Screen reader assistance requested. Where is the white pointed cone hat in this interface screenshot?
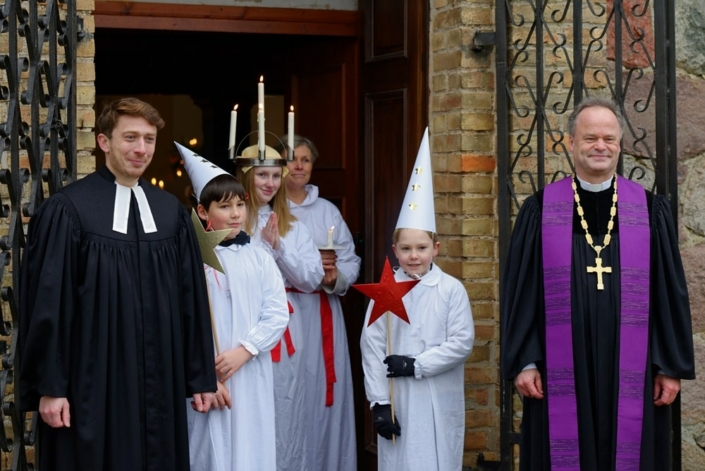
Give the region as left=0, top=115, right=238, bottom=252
left=395, top=127, right=436, bottom=233
left=174, top=142, right=230, bottom=201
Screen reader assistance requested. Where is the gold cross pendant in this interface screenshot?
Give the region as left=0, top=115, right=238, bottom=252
left=587, top=257, right=612, bottom=290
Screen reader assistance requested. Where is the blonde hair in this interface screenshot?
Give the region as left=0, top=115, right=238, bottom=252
left=236, top=165, right=296, bottom=237
left=392, top=228, right=438, bottom=244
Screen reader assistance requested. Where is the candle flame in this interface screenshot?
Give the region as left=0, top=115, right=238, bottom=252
left=290, top=105, right=294, bottom=112
left=259, top=104, right=263, bottom=111
left=329, top=226, right=335, bottom=231
left=260, top=75, right=263, bottom=82
left=233, top=104, right=238, bottom=111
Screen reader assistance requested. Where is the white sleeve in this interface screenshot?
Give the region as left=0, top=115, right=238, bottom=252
left=328, top=211, right=361, bottom=296
left=242, top=252, right=289, bottom=353
left=360, top=301, right=391, bottom=404
left=275, top=222, right=324, bottom=292
left=414, top=281, right=475, bottom=378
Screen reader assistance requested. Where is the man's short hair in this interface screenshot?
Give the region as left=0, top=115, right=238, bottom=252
left=96, top=97, right=165, bottom=138
left=567, top=97, right=626, bottom=138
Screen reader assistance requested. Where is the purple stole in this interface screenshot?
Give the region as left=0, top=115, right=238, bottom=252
left=541, top=175, right=650, bottom=470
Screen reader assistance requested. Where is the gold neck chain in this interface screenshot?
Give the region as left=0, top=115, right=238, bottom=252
left=572, top=176, right=618, bottom=290
left=571, top=176, right=618, bottom=257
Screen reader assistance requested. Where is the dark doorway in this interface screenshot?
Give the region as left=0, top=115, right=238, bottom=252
left=94, top=24, right=373, bottom=468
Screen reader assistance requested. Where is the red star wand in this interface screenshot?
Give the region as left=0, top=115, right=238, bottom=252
left=353, top=257, right=419, bottom=443
left=353, top=257, right=419, bottom=326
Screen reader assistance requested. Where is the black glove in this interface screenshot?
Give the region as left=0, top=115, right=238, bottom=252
left=384, top=355, right=415, bottom=377
left=372, top=403, right=401, bottom=440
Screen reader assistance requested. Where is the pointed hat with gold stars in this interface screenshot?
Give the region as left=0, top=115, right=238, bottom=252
left=174, top=141, right=230, bottom=201
left=395, top=127, right=436, bottom=233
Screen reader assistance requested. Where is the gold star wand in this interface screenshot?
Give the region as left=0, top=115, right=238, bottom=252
left=191, top=209, right=231, bottom=355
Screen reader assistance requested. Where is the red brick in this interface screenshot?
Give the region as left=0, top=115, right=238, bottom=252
left=461, top=154, right=496, bottom=172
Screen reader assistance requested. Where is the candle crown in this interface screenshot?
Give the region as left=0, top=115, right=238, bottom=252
left=235, top=143, right=290, bottom=176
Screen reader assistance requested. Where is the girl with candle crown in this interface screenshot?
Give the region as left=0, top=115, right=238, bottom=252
left=234, top=143, right=324, bottom=471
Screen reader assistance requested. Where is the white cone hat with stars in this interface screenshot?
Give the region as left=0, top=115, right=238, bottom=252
left=174, top=142, right=230, bottom=201
left=395, top=127, right=436, bottom=233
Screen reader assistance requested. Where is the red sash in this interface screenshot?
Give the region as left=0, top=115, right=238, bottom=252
left=288, top=288, right=337, bottom=407
left=271, top=295, right=295, bottom=362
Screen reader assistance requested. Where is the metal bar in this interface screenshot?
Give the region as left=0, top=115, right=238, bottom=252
left=574, top=0, right=584, bottom=104
left=496, top=0, right=513, bottom=468
left=615, top=0, right=624, bottom=176
left=536, top=0, right=545, bottom=188
left=664, top=0, right=681, bottom=466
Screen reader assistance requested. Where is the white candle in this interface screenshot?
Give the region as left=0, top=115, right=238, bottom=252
left=228, top=104, right=238, bottom=160
left=258, top=104, right=265, bottom=154
left=327, top=226, right=335, bottom=247
left=288, top=106, right=295, bottom=154
left=258, top=76, right=265, bottom=111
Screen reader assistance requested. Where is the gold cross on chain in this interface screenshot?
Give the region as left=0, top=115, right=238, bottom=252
left=587, top=256, right=612, bottom=290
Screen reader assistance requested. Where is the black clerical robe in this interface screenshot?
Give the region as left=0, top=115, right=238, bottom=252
left=19, top=166, right=218, bottom=471
left=501, top=180, right=695, bottom=470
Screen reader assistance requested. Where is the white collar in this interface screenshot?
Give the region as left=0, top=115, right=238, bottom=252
left=112, top=182, right=157, bottom=234
left=576, top=175, right=614, bottom=192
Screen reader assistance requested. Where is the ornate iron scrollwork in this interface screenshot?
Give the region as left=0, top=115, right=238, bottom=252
left=0, top=0, right=82, bottom=468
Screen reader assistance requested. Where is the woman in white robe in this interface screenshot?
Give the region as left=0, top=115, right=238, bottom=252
left=283, top=137, right=360, bottom=471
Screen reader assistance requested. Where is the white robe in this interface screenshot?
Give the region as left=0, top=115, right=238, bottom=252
left=288, top=185, right=360, bottom=471
left=251, top=205, right=325, bottom=471
left=187, top=242, right=289, bottom=471
left=360, top=265, right=475, bottom=471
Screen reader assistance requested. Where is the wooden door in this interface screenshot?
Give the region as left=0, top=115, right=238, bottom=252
left=284, top=36, right=371, bottom=469
left=358, top=1, right=429, bottom=468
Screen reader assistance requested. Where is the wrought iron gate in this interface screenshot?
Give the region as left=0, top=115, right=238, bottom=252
left=496, top=0, right=679, bottom=469
left=0, top=0, right=82, bottom=468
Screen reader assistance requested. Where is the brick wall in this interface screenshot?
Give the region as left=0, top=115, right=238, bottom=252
left=0, top=0, right=96, bottom=466
left=430, top=1, right=500, bottom=467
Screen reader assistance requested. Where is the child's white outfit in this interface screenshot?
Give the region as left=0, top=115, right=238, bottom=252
left=360, top=264, right=475, bottom=471
left=288, top=184, right=360, bottom=471
left=252, top=204, right=324, bottom=471
left=187, top=241, right=289, bottom=471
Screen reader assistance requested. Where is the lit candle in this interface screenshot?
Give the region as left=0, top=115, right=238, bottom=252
left=327, top=226, right=335, bottom=247
left=228, top=104, right=238, bottom=160
left=258, top=76, right=265, bottom=111
left=258, top=104, right=265, bottom=154
left=288, top=106, right=295, bottom=154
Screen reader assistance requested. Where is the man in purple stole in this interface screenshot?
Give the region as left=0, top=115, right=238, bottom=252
left=501, top=97, right=694, bottom=470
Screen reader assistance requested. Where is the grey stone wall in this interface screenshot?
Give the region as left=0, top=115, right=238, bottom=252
left=675, top=1, right=705, bottom=468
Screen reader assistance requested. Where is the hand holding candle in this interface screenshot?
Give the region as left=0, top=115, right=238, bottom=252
left=228, top=105, right=238, bottom=160
left=318, top=225, right=343, bottom=250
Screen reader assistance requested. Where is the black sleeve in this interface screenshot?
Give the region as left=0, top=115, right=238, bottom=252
left=649, top=195, right=695, bottom=379
left=19, top=195, right=80, bottom=411
left=177, top=206, right=218, bottom=396
left=500, top=196, right=546, bottom=380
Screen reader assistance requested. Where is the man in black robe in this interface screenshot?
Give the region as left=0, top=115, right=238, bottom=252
left=19, top=97, right=217, bottom=470
left=501, top=97, right=695, bottom=470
